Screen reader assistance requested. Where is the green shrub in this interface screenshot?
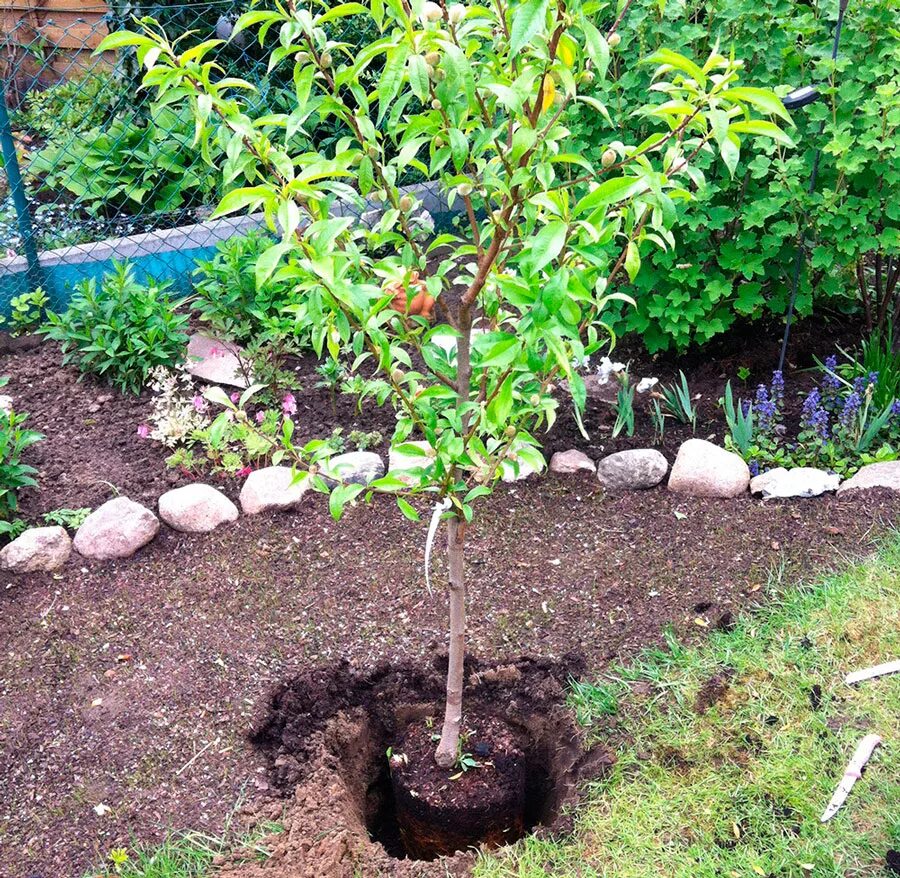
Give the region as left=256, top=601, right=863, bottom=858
left=568, top=0, right=900, bottom=352
left=30, top=107, right=221, bottom=216
left=192, top=231, right=300, bottom=343
left=42, top=262, right=189, bottom=393
left=0, top=378, right=43, bottom=522
left=0, top=287, right=49, bottom=336
left=12, top=71, right=124, bottom=139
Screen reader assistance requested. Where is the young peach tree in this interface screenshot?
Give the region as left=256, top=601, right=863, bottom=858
left=102, top=0, right=790, bottom=767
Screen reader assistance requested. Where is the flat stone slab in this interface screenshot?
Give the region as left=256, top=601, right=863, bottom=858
left=0, top=525, right=71, bottom=572
left=837, top=461, right=900, bottom=495
left=750, top=466, right=840, bottom=500
left=158, top=483, right=239, bottom=533
left=185, top=333, right=250, bottom=388
left=597, top=449, right=668, bottom=490
left=240, top=466, right=309, bottom=515
left=74, top=497, right=160, bottom=560
left=321, top=451, right=385, bottom=487
left=668, top=438, right=750, bottom=498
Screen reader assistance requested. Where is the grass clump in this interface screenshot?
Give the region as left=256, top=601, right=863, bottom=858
left=84, top=820, right=281, bottom=878
left=478, top=538, right=900, bottom=878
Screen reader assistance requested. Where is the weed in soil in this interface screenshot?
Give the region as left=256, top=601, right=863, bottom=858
left=233, top=656, right=615, bottom=877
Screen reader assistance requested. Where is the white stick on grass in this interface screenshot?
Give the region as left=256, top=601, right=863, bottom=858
left=820, top=734, right=882, bottom=822
left=844, top=659, right=900, bottom=686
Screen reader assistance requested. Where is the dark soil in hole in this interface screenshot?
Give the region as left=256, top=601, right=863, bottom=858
left=390, top=713, right=530, bottom=860
left=226, top=656, right=615, bottom=877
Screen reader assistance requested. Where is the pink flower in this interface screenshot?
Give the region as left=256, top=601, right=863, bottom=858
left=255, top=411, right=265, bottom=424
left=230, top=392, right=240, bottom=404
left=236, top=466, right=252, bottom=478
left=282, top=393, right=297, bottom=416
left=192, top=395, right=208, bottom=413
left=136, top=424, right=151, bottom=438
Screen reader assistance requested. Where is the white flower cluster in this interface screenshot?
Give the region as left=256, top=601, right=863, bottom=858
left=147, top=366, right=210, bottom=448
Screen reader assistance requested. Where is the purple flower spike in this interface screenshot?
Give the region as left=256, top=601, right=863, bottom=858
left=840, top=391, right=861, bottom=427
left=755, top=384, right=777, bottom=433
left=801, top=388, right=830, bottom=441
left=282, top=393, right=297, bottom=416
left=770, top=370, right=785, bottom=406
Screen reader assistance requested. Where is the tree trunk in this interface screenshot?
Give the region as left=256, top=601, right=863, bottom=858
left=434, top=514, right=466, bottom=768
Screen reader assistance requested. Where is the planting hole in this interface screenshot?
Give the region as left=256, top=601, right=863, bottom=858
left=250, top=656, right=614, bottom=873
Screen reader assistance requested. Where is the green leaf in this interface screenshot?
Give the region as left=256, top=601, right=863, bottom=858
left=397, top=497, right=420, bottom=521
left=728, top=119, right=795, bottom=148
left=645, top=48, right=706, bottom=85
left=724, top=87, right=792, bottom=124
left=580, top=20, right=610, bottom=80
left=211, top=186, right=271, bottom=218
left=529, top=220, right=568, bottom=273
left=329, top=483, right=364, bottom=520
left=407, top=54, right=430, bottom=102
left=624, top=242, right=641, bottom=282
left=509, top=0, right=549, bottom=54
left=95, top=31, right=156, bottom=53
left=256, top=240, right=291, bottom=289
left=487, top=373, right=515, bottom=427
left=478, top=336, right=520, bottom=368
left=719, top=133, right=740, bottom=177
left=574, top=176, right=643, bottom=216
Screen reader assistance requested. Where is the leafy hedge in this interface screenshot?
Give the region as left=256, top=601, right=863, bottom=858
left=569, top=0, right=900, bottom=352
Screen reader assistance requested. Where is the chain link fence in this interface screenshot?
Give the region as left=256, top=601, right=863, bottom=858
left=0, top=1, right=444, bottom=311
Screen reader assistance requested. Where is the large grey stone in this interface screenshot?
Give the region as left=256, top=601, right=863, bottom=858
left=185, top=333, right=249, bottom=387
left=750, top=467, right=840, bottom=500
left=0, top=526, right=71, bottom=572
left=837, top=461, right=900, bottom=495
left=667, top=439, right=750, bottom=498
left=596, top=449, right=668, bottom=490
left=74, top=498, right=160, bottom=560
left=550, top=449, right=596, bottom=474
left=158, top=483, right=239, bottom=533
left=239, top=466, right=309, bottom=515
left=321, top=451, right=385, bottom=487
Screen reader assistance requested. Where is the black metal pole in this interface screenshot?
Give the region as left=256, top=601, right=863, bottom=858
left=0, top=78, right=42, bottom=290
left=777, top=0, right=850, bottom=373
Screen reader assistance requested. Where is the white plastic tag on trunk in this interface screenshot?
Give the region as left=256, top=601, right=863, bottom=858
left=424, top=498, right=452, bottom=596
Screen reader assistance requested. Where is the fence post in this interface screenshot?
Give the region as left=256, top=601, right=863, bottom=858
left=0, top=79, right=43, bottom=290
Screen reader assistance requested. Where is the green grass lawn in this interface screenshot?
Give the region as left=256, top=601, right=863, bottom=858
left=477, top=540, right=900, bottom=878
left=89, top=537, right=899, bottom=878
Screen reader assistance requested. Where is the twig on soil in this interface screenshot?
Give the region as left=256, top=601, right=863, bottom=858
left=176, top=737, right=221, bottom=776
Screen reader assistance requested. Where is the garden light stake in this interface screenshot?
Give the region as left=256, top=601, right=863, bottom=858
left=777, top=0, right=851, bottom=374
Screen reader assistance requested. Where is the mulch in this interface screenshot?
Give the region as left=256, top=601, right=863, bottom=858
left=1, top=315, right=898, bottom=877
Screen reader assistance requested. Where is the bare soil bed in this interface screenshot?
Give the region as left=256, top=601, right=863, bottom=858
left=1, top=316, right=898, bottom=877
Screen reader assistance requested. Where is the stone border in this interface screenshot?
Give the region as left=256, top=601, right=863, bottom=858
left=7, top=437, right=885, bottom=574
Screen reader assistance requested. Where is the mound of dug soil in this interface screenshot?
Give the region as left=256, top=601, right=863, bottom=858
left=225, top=655, right=614, bottom=878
